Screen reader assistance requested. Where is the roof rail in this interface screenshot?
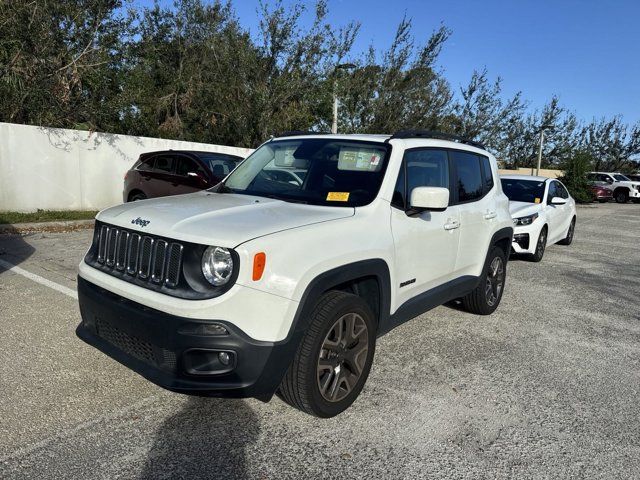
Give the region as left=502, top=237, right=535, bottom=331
left=272, top=130, right=329, bottom=138
left=388, top=129, right=485, bottom=149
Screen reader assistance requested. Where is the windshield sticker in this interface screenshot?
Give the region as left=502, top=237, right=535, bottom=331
left=338, top=148, right=384, bottom=172
left=534, top=197, right=541, bottom=204
left=326, top=192, right=350, bottom=202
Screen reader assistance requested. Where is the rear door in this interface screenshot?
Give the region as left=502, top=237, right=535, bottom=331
left=138, top=154, right=176, bottom=198
left=390, top=148, right=460, bottom=308
left=451, top=150, right=496, bottom=277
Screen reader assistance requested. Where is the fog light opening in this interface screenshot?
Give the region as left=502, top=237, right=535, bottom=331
left=218, top=351, right=231, bottom=366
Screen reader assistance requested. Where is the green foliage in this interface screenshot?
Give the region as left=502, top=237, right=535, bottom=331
left=0, top=210, right=98, bottom=224
left=558, top=150, right=595, bottom=203
left=1, top=0, right=639, bottom=164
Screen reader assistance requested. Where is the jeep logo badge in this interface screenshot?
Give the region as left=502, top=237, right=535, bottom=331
left=131, top=217, right=151, bottom=228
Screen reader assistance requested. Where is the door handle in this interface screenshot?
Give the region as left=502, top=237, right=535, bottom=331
left=444, top=219, right=460, bottom=230
left=484, top=211, right=497, bottom=220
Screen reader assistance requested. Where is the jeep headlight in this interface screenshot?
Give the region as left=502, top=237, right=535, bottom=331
left=514, top=213, right=539, bottom=226
left=201, top=246, right=234, bottom=286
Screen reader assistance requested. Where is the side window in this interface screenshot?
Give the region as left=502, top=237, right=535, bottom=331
left=175, top=156, right=204, bottom=177
left=451, top=150, right=483, bottom=203
left=547, top=181, right=558, bottom=202
left=556, top=182, right=569, bottom=199
left=154, top=155, right=175, bottom=174
left=137, top=158, right=154, bottom=172
left=391, top=162, right=406, bottom=209
left=480, top=155, right=494, bottom=192
left=392, top=149, right=448, bottom=209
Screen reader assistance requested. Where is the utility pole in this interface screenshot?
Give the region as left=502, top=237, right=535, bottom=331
left=534, top=124, right=554, bottom=176
left=331, top=63, right=356, bottom=134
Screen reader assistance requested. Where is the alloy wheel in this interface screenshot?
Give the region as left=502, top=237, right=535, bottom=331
left=484, top=256, right=505, bottom=307
left=317, top=312, right=369, bottom=402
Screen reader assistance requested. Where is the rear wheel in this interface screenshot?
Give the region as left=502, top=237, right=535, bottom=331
left=277, top=291, right=376, bottom=417
left=558, top=218, right=576, bottom=245
left=528, top=226, right=547, bottom=262
left=615, top=189, right=628, bottom=203
left=462, top=246, right=507, bottom=315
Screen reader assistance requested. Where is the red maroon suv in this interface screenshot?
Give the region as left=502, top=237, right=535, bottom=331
left=124, top=150, right=244, bottom=202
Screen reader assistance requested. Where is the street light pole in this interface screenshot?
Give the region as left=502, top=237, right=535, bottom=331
left=534, top=124, right=554, bottom=176
left=332, top=76, right=339, bottom=134
left=535, top=129, right=545, bottom=176
left=331, top=63, right=356, bottom=134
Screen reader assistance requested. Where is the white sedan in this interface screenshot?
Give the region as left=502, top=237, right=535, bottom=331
left=500, top=175, right=577, bottom=262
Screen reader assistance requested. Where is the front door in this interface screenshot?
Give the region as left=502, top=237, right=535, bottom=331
left=390, top=148, right=460, bottom=310
left=450, top=150, right=497, bottom=277
left=173, top=155, right=210, bottom=195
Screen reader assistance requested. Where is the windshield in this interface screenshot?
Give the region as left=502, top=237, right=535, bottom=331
left=500, top=178, right=546, bottom=203
left=222, top=139, right=391, bottom=207
left=614, top=174, right=630, bottom=181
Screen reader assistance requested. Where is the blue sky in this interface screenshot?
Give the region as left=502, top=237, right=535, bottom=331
left=138, top=0, right=640, bottom=125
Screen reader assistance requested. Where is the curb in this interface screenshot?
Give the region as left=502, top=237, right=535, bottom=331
left=0, top=219, right=95, bottom=235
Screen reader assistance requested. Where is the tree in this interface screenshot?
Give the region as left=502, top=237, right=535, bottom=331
left=558, top=150, right=594, bottom=203
left=579, top=117, right=640, bottom=172
left=0, top=0, right=130, bottom=132
left=337, top=19, right=453, bottom=134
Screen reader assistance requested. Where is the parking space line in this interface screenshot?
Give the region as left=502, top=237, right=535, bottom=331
left=0, top=258, right=78, bottom=300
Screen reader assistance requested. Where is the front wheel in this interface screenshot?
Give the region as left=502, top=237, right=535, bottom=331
left=277, top=291, right=376, bottom=417
left=462, top=246, right=507, bottom=315
left=528, top=226, right=547, bottom=262
left=615, top=190, right=628, bottom=203
left=558, top=218, right=576, bottom=245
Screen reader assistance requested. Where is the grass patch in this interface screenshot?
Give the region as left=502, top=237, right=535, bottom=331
left=0, top=209, right=98, bottom=224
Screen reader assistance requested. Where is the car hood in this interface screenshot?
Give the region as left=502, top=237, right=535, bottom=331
left=619, top=180, right=640, bottom=188
left=96, top=191, right=354, bottom=247
left=508, top=201, right=541, bottom=218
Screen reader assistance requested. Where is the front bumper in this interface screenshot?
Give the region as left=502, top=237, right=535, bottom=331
left=510, top=222, right=541, bottom=255
left=76, top=277, right=297, bottom=399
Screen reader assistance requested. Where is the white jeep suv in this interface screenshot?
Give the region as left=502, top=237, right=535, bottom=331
left=587, top=172, right=640, bottom=203
left=76, top=131, right=513, bottom=417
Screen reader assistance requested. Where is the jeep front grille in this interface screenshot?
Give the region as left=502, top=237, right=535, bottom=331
left=96, top=224, right=183, bottom=287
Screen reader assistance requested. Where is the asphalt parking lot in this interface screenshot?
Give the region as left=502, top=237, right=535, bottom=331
left=1, top=202, right=639, bottom=479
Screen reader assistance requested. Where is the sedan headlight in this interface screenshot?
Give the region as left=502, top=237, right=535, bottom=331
left=514, top=213, right=539, bottom=226
left=201, top=246, right=234, bottom=286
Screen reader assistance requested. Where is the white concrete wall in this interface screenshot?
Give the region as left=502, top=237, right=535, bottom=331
left=0, top=122, right=253, bottom=212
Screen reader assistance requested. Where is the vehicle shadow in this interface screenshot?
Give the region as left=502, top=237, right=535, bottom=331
left=138, top=397, right=260, bottom=480
left=0, top=231, right=35, bottom=273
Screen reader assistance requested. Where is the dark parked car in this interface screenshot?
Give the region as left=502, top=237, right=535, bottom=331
left=124, top=150, right=244, bottom=202
left=626, top=174, right=640, bottom=182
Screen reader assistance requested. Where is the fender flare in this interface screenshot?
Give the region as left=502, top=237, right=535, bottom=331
left=254, top=259, right=391, bottom=399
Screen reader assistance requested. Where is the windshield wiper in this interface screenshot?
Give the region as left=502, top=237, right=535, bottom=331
left=262, top=194, right=308, bottom=204
left=215, top=183, right=235, bottom=193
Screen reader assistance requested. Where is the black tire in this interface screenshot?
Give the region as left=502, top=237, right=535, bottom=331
left=129, top=191, right=147, bottom=202
left=528, top=226, right=547, bottom=263
left=615, top=189, right=628, bottom=203
left=461, top=246, right=507, bottom=315
left=558, top=217, right=576, bottom=245
left=277, top=291, right=376, bottom=418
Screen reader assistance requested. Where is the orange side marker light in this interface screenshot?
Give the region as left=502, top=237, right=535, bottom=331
left=253, top=252, right=266, bottom=281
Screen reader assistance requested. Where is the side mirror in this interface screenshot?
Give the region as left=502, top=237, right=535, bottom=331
left=551, top=196, right=567, bottom=205
left=408, top=187, right=449, bottom=215
left=188, top=171, right=208, bottom=184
